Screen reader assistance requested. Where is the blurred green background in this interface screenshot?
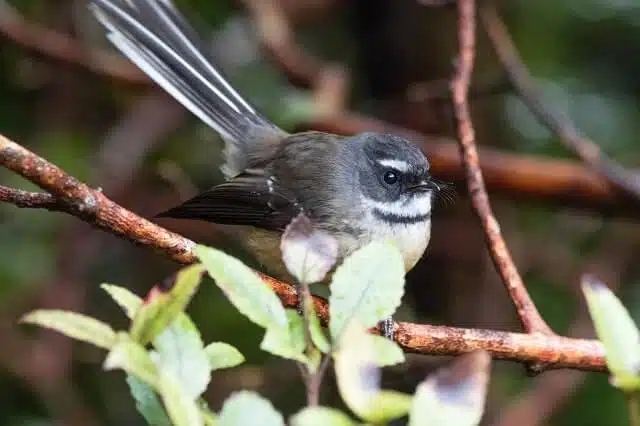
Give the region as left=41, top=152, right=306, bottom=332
left=1, top=0, right=639, bottom=425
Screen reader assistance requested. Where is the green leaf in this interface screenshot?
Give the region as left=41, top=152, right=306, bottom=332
left=104, top=335, right=160, bottom=389
left=334, top=321, right=410, bottom=423
left=218, top=391, right=285, bottom=426
left=280, top=213, right=338, bottom=284
left=195, top=245, right=287, bottom=330
left=291, top=407, right=356, bottom=426
left=370, top=335, right=405, bottom=366
left=260, top=309, right=307, bottom=362
left=200, top=405, right=218, bottom=426
left=582, top=275, right=640, bottom=389
left=158, top=370, right=203, bottom=426
left=365, top=391, right=412, bottom=423
left=126, top=375, right=172, bottom=426
left=409, top=351, right=491, bottom=426
left=306, top=298, right=330, bottom=354
left=153, top=315, right=211, bottom=398
left=329, top=241, right=405, bottom=340
left=21, top=309, right=117, bottom=350
left=101, top=283, right=142, bottom=319
left=205, top=342, right=245, bottom=371
left=130, top=264, right=205, bottom=345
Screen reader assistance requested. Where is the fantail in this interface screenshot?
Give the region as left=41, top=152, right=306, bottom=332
left=89, top=0, right=446, bottom=289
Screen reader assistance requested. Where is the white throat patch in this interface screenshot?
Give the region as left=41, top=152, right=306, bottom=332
left=359, top=193, right=432, bottom=271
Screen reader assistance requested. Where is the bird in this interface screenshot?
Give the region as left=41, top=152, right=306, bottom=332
left=89, top=0, right=447, bottom=337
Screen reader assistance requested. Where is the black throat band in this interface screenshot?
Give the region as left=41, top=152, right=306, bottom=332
left=372, top=209, right=431, bottom=225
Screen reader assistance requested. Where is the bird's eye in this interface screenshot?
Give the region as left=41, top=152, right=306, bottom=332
left=383, top=170, right=399, bottom=185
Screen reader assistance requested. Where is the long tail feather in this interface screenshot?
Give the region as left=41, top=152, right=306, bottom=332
left=89, top=0, right=284, bottom=176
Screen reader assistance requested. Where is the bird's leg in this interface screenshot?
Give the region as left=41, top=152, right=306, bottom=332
left=378, top=317, right=395, bottom=340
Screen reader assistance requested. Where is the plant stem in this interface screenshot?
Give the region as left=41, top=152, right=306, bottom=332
left=299, top=282, right=314, bottom=354
left=298, top=280, right=321, bottom=406
left=628, top=392, right=640, bottom=426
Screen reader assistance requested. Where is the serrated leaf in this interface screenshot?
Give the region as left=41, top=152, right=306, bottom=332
left=126, top=375, right=172, bottom=426
left=260, top=309, right=307, bottom=362
left=158, top=371, right=203, bottom=426
left=334, top=321, right=410, bottom=423
left=195, top=245, right=287, bottom=330
left=409, top=351, right=491, bottom=426
left=306, top=298, right=330, bottom=354
left=582, top=275, right=640, bottom=389
left=101, top=283, right=142, bottom=319
left=281, top=214, right=339, bottom=284
left=218, top=391, right=285, bottom=426
left=153, top=315, right=211, bottom=398
left=370, top=335, right=405, bottom=366
left=291, top=406, right=355, bottom=426
left=21, top=310, right=117, bottom=350
left=104, top=335, right=160, bottom=388
left=205, top=342, right=245, bottom=371
left=130, top=264, right=205, bottom=345
left=329, top=241, right=405, bottom=340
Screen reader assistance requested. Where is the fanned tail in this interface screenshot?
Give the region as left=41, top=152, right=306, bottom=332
left=89, top=0, right=284, bottom=176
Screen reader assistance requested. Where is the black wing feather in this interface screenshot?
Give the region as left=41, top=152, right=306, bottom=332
left=156, top=172, right=302, bottom=231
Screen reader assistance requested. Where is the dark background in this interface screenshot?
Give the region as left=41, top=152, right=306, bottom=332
left=1, top=1, right=639, bottom=425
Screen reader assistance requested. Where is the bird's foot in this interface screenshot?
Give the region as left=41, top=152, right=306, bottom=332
left=378, top=317, right=395, bottom=340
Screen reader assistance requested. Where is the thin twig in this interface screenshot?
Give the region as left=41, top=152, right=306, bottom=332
left=0, top=185, right=61, bottom=211
left=480, top=3, right=640, bottom=200
left=0, top=132, right=607, bottom=372
left=450, top=0, right=552, bottom=335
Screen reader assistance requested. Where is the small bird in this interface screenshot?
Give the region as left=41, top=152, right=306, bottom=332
left=90, top=0, right=446, bottom=335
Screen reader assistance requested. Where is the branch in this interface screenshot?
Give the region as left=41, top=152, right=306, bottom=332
left=480, top=3, right=640, bottom=201
left=0, top=132, right=606, bottom=372
left=451, top=0, right=552, bottom=335
left=0, top=0, right=149, bottom=85
left=0, top=185, right=61, bottom=211
left=0, top=134, right=195, bottom=264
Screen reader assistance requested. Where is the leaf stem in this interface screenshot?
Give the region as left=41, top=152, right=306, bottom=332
left=628, top=392, right=640, bottom=426
left=297, top=280, right=333, bottom=407
left=299, top=282, right=314, bottom=354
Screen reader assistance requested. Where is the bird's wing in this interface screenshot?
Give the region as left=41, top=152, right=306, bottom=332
left=156, top=170, right=302, bottom=231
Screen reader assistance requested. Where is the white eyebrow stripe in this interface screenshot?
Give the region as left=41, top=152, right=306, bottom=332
left=377, top=159, right=411, bottom=172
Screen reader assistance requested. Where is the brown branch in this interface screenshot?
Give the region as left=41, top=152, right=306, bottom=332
left=0, top=134, right=195, bottom=264
left=451, top=0, right=552, bottom=335
left=0, top=185, right=61, bottom=210
left=0, top=132, right=606, bottom=372
left=0, top=0, right=149, bottom=85
left=480, top=3, right=640, bottom=200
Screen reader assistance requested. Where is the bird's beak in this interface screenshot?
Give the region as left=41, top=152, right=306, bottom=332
left=408, top=179, right=441, bottom=192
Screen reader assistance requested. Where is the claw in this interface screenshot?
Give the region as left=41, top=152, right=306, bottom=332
left=378, top=317, right=395, bottom=340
